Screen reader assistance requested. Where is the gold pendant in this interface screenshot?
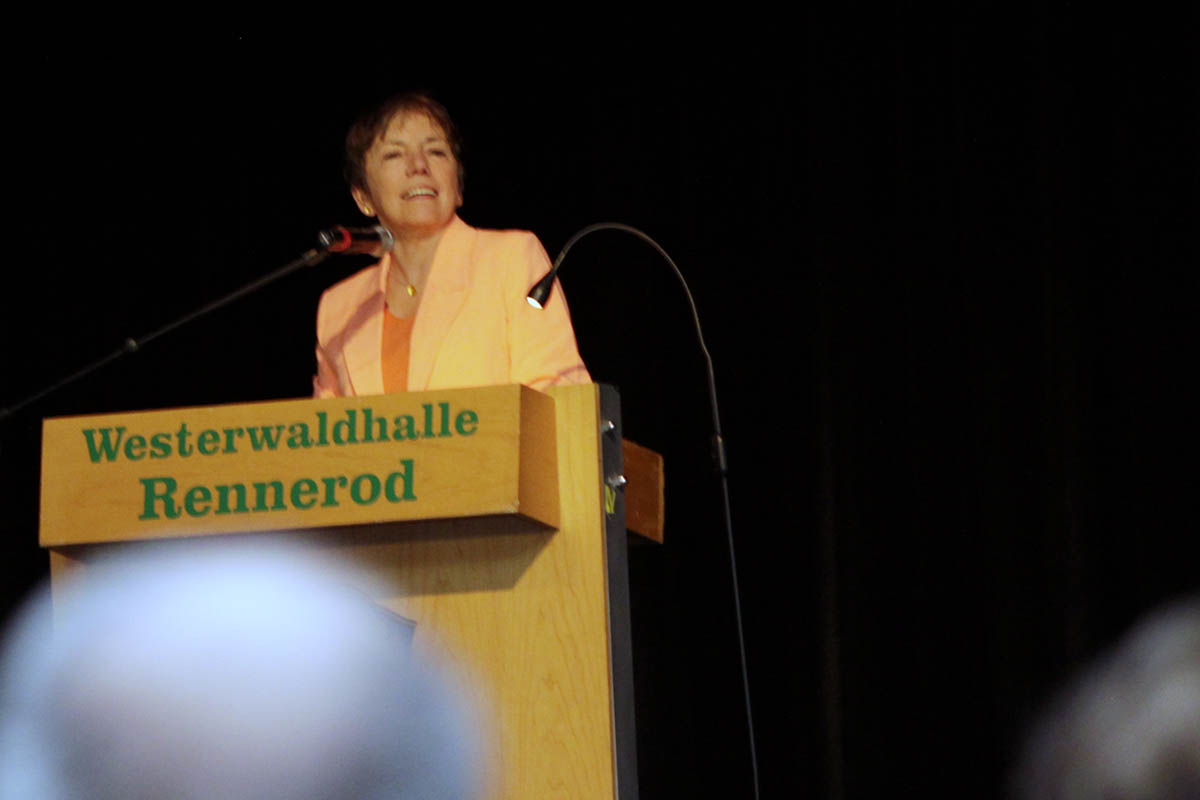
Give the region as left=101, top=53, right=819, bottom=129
left=406, top=284, right=416, bottom=296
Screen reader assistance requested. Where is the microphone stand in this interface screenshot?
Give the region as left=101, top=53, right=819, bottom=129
left=531, top=223, right=760, bottom=800
left=0, top=246, right=330, bottom=423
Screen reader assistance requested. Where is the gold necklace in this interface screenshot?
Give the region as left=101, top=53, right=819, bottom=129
left=392, top=261, right=417, bottom=296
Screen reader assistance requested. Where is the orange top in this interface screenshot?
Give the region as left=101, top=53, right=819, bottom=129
left=381, top=309, right=415, bottom=393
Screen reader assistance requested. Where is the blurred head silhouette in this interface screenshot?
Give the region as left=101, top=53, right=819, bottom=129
left=1015, top=596, right=1200, bottom=800
left=1, top=542, right=477, bottom=800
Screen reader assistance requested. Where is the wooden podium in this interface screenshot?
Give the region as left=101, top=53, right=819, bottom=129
left=40, top=383, right=659, bottom=800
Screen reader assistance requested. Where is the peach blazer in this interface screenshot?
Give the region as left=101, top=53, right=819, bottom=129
left=314, top=215, right=590, bottom=396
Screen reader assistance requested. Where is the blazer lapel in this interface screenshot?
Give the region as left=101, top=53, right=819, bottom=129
left=342, top=263, right=388, bottom=396
left=409, top=216, right=474, bottom=391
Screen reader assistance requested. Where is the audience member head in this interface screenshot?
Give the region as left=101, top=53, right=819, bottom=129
left=1, top=542, right=478, bottom=800
left=1015, top=596, right=1200, bottom=800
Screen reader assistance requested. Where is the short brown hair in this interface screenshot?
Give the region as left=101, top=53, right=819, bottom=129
left=344, top=92, right=465, bottom=196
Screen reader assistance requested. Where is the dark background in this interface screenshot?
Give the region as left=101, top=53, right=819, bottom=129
left=2, top=17, right=1195, bottom=799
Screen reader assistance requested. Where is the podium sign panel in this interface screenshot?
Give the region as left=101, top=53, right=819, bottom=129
left=40, top=384, right=558, bottom=547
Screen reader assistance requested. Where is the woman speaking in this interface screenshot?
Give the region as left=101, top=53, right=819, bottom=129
left=313, top=93, right=590, bottom=397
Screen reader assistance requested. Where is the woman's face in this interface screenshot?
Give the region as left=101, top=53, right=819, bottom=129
left=352, top=112, right=462, bottom=238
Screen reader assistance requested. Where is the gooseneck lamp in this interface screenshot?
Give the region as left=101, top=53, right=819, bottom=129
left=528, top=222, right=760, bottom=800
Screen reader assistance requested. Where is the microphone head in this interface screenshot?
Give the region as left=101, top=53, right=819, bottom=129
left=526, top=271, right=555, bottom=310
left=317, top=225, right=394, bottom=257
left=371, top=225, right=395, bottom=255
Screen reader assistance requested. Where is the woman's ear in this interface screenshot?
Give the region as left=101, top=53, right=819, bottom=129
left=351, top=186, right=376, bottom=217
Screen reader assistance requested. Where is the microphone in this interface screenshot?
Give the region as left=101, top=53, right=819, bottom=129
left=317, top=225, right=394, bottom=257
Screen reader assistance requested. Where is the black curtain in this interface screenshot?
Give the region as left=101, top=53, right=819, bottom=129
left=1, top=16, right=1195, bottom=799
